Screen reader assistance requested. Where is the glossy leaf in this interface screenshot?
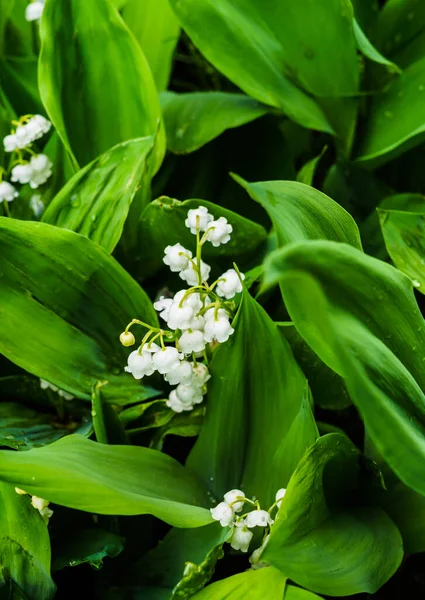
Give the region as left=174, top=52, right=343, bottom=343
left=122, top=0, right=180, bottom=92
left=161, top=91, right=268, bottom=154
left=353, top=19, right=400, bottom=71
left=52, top=528, right=124, bottom=570
left=43, top=137, right=154, bottom=253
left=296, top=147, right=327, bottom=186
left=0, top=218, right=158, bottom=403
left=233, top=175, right=362, bottom=249
left=284, top=586, right=323, bottom=600
left=39, top=0, right=164, bottom=170
left=263, top=240, right=425, bottom=496
left=188, top=288, right=317, bottom=506
left=262, top=434, right=402, bottom=596
left=190, top=567, right=286, bottom=600
left=0, top=482, right=56, bottom=599
left=91, top=384, right=128, bottom=445
left=170, top=0, right=359, bottom=138
left=0, top=435, right=212, bottom=527
left=376, top=0, right=425, bottom=67
left=138, top=196, right=266, bottom=276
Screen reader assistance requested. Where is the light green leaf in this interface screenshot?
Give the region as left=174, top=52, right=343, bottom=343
left=161, top=91, right=268, bottom=154
left=353, top=19, right=400, bottom=71
left=233, top=175, right=362, bottom=249
left=262, top=434, right=402, bottom=596
left=0, top=435, right=212, bottom=527
left=122, top=0, right=180, bottom=92
left=189, top=567, right=286, bottom=600
left=188, top=288, right=317, bottom=506
left=170, top=0, right=359, bottom=139
left=42, top=137, right=154, bottom=253
left=296, top=147, right=327, bottom=186
left=52, top=528, right=125, bottom=570
left=263, top=240, right=425, bottom=496
left=284, top=586, right=323, bottom=600
left=0, top=218, right=158, bottom=404
left=39, top=0, right=164, bottom=171
left=0, top=482, right=56, bottom=599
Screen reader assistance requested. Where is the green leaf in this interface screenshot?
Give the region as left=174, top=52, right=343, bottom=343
left=0, top=482, right=56, bottom=599
left=353, top=19, right=400, bottom=71
left=91, top=384, right=128, bottom=445
left=150, top=406, right=205, bottom=451
left=0, top=218, right=158, bottom=403
left=0, top=435, right=212, bottom=527
left=262, top=434, right=403, bottom=596
left=137, top=196, right=266, bottom=277
left=161, top=92, right=268, bottom=154
left=42, top=137, right=154, bottom=253
left=169, top=0, right=359, bottom=139
left=52, top=528, right=124, bottom=570
left=188, top=289, right=317, bottom=506
left=233, top=175, right=362, bottom=249
left=189, top=567, right=286, bottom=600
left=296, top=147, right=327, bottom=186
left=121, top=0, right=180, bottom=92
left=263, top=240, right=425, bottom=497
left=284, top=586, right=323, bottom=600
left=356, top=58, right=425, bottom=165
left=39, top=0, right=164, bottom=170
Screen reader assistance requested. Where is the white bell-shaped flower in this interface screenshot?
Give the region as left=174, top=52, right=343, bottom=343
left=210, top=501, right=234, bottom=527
left=190, top=363, right=211, bottom=388
left=31, top=496, right=50, bottom=511
left=0, top=181, right=18, bottom=203
left=185, top=206, right=214, bottom=234
left=246, top=509, right=274, bottom=528
left=205, top=217, right=232, bottom=247
left=125, top=348, right=155, bottom=379
left=164, top=360, right=193, bottom=385
left=25, top=114, right=51, bottom=140
left=204, top=314, right=234, bottom=344
left=152, top=346, right=183, bottom=374
left=153, top=296, right=173, bottom=321
left=175, top=383, right=203, bottom=405
left=179, top=330, right=206, bottom=354
left=188, top=314, right=205, bottom=331
left=224, top=489, right=245, bottom=513
left=166, top=291, right=202, bottom=330
left=15, top=488, right=28, bottom=495
left=230, top=520, right=253, bottom=552
left=163, top=243, right=192, bottom=272
left=11, top=163, right=33, bottom=185
left=25, top=0, right=45, bottom=22
left=275, top=488, right=287, bottom=509
left=15, top=125, right=31, bottom=148
left=175, top=290, right=203, bottom=312
left=3, top=134, right=18, bottom=152
left=28, top=154, right=53, bottom=189
left=166, top=390, right=192, bottom=413
left=216, top=269, right=245, bottom=299
left=30, top=194, right=44, bottom=217
left=179, top=259, right=211, bottom=286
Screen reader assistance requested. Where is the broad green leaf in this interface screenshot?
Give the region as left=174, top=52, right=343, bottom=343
left=353, top=19, right=400, bottom=71
left=296, top=147, right=327, bottom=186
left=376, top=0, right=425, bottom=67
left=0, top=0, right=16, bottom=56
left=0, top=482, right=56, bottom=599
left=356, top=58, right=425, bottom=165
left=284, top=586, right=323, bottom=600
left=169, top=0, right=359, bottom=140
left=262, top=435, right=402, bottom=596
left=42, top=137, right=154, bottom=253
left=233, top=175, right=362, bottom=249
left=138, top=196, right=266, bottom=277
left=39, top=0, right=164, bottom=171
left=190, top=567, right=286, bottom=600
left=188, top=288, right=317, bottom=506
left=52, top=528, right=124, bottom=570
left=0, top=435, right=212, bottom=527
left=0, top=56, right=43, bottom=116
left=263, top=241, right=425, bottom=496
left=122, top=0, right=180, bottom=92
left=161, top=92, right=268, bottom=154
left=0, top=218, right=158, bottom=403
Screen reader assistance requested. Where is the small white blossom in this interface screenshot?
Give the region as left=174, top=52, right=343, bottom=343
left=39, top=505, right=54, bottom=523
left=163, top=243, right=192, bottom=272
left=216, top=269, right=245, bottom=299
left=179, top=259, right=211, bottom=286
left=204, top=314, right=234, bottom=344
left=11, top=163, right=33, bottom=184
left=152, top=346, right=183, bottom=374
left=153, top=297, right=172, bottom=321
left=185, top=206, right=214, bottom=234
left=164, top=360, right=193, bottom=385
left=175, top=383, right=203, bottom=405
left=205, top=217, right=232, bottom=247
left=25, top=0, right=45, bottom=22
left=125, top=348, right=155, bottom=379
left=0, top=181, right=18, bottom=203
left=179, top=330, right=206, bottom=354
left=3, top=134, right=18, bottom=152
left=40, top=378, right=73, bottom=400
left=166, top=291, right=202, bottom=330
left=246, top=510, right=274, bottom=528
left=230, top=520, right=253, bottom=552
left=28, top=154, right=52, bottom=188
left=25, top=114, right=51, bottom=140
left=187, top=314, right=205, bottom=331
left=190, top=363, right=211, bottom=388
left=31, top=496, right=50, bottom=511
left=15, top=125, right=32, bottom=148
left=210, top=502, right=234, bottom=527
left=15, top=488, right=28, bottom=495
left=275, top=488, right=287, bottom=509
left=30, top=194, right=45, bottom=217
left=204, top=307, right=228, bottom=321
left=224, top=489, right=245, bottom=513
left=166, top=390, right=192, bottom=413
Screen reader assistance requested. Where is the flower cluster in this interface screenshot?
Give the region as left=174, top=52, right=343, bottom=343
left=1, top=114, right=52, bottom=206
left=210, top=488, right=287, bottom=554
left=25, top=0, right=45, bottom=22
left=121, top=206, right=244, bottom=413
left=15, top=488, right=53, bottom=523
left=40, top=378, right=74, bottom=401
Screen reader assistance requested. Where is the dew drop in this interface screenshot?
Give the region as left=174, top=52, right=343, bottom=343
left=91, top=410, right=97, bottom=417
left=384, top=110, right=393, bottom=119
left=175, top=128, right=185, bottom=139
left=90, top=214, right=97, bottom=222
left=413, top=279, right=421, bottom=288
left=419, top=85, right=425, bottom=92
left=70, top=194, right=80, bottom=208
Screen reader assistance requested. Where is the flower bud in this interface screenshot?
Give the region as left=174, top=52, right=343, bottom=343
left=120, top=331, right=135, bottom=347
left=31, top=496, right=50, bottom=511
left=15, top=488, right=28, bottom=496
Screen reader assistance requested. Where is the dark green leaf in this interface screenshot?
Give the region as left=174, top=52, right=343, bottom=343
left=91, top=384, right=128, bottom=445
left=52, top=528, right=124, bottom=570
left=296, top=147, right=327, bottom=186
